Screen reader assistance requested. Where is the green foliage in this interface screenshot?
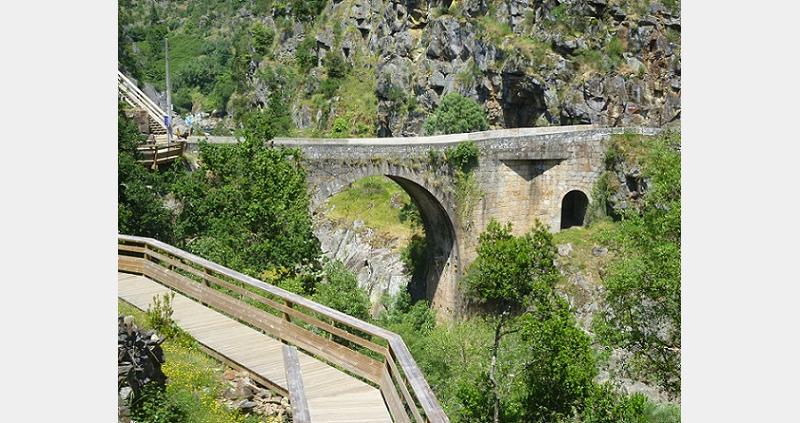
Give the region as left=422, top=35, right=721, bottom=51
left=594, top=131, right=681, bottom=398
left=295, top=36, right=317, bottom=72
left=585, top=172, right=615, bottom=225
left=445, top=141, right=480, bottom=173
left=324, top=53, right=348, bottom=79
left=146, top=292, right=180, bottom=339
left=578, top=384, right=681, bottom=423
left=130, top=383, right=187, bottom=423
left=398, top=317, right=497, bottom=420
left=427, top=148, right=444, bottom=166
left=250, top=22, right=274, bottom=58
left=518, top=296, right=597, bottom=421
left=400, top=232, right=428, bottom=296
left=606, top=36, right=625, bottom=64
left=316, top=53, right=351, bottom=99
left=326, top=61, right=378, bottom=137
left=330, top=116, right=350, bottom=138
left=578, top=384, right=648, bottom=423
left=378, top=290, right=435, bottom=336
left=286, top=0, right=327, bottom=22
left=476, top=15, right=513, bottom=45
left=465, top=220, right=559, bottom=312
left=312, top=260, right=370, bottom=321
left=443, top=141, right=482, bottom=229
left=454, top=171, right=482, bottom=230
left=424, top=93, right=489, bottom=135
left=574, top=36, right=625, bottom=74
left=171, top=119, right=320, bottom=278
left=117, top=111, right=175, bottom=242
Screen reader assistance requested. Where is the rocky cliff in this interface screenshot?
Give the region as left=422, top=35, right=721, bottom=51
left=119, top=0, right=680, bottom=137
left=313, top=218, right=410, bottom=315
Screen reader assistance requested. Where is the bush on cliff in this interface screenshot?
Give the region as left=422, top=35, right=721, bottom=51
left=424, top=93, right=489, bottom=135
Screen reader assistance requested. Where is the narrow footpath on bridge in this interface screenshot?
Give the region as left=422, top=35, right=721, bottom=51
left=118, top=272, right=392, bottom=423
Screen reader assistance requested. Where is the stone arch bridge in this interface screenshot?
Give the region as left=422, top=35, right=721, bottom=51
left=271, top=125, right=660, bottom=318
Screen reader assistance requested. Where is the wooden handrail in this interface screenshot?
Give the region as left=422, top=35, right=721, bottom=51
left=118, top=71, right=168, bottom=130
left=118, top=234, right=449, bottom=422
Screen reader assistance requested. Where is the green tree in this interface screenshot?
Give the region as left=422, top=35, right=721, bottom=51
left=118, top=110, right=174, bottom=241
left=171, top=116, right=319, bottom=278
left=464, top=220, right=561, bottom=423
left=594, top=132, right=681, bottom=398
left=518, top=297, right=597, bottom=421
left=424, top=93, right=489, bottom=135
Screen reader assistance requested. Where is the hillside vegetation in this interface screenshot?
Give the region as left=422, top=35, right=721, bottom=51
left=119, top=0, right=680, bottom=136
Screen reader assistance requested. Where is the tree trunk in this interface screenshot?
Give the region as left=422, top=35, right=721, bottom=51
left=489, top=312, right=507, bottom=423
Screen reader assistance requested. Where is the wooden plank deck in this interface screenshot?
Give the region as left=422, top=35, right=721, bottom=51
left=118, top=272, right=393, bottom=423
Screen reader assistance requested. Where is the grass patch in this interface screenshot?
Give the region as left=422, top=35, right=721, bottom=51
left=327, top=62, right=378, bottom=137
left=118, top=300, right=263, bottom=423
left=324, top=176, right=422, bottom=248
left=552, top=220, right=618, bottom=285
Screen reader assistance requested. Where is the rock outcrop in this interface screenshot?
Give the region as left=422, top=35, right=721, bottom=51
left=120, top=0, right=681, bottom=137
left=313, top=218, right=409, bottom=315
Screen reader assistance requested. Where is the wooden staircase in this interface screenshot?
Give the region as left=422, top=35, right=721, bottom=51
left=117, top=70, right=169, bottom=136
left=119, top=70, right=185, bottom=168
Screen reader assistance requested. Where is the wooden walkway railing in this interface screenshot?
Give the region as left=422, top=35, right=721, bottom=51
left=118, top=234, right=449, bottom=423
left=118, top=71, right=168, bottom=132
left=282, top=344, right=311, bottom=423
left=136, top=142, right=185, bottom=169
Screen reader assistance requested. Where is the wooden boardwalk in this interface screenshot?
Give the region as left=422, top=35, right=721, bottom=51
left=118, top=272, right=392, bottom=423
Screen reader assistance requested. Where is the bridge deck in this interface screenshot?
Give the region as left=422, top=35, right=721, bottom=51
left=118, top=272, right=392, bottom=423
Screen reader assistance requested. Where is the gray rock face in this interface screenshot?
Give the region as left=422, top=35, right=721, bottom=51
left=127, top=0, right=680, bottom=138
left=313, top=218, right=409, bottom=315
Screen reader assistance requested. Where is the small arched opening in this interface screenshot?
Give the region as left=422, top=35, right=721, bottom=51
left=560, top=190, right=589, bottom=229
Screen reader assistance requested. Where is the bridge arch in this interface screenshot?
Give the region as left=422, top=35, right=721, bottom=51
left=560, top=190, right=589, bottom=229
left=312, top=167, right=460, bottom=316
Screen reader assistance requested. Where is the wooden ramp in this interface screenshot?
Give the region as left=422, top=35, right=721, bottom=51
left=118, top=272, right=392, bottom=423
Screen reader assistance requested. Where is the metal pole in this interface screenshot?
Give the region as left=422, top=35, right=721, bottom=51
left=164, top=38, right=173, bottom=144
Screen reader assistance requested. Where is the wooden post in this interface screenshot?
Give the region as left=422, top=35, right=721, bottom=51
left=164, top=38, right=173, bottom=145
left=283, top=300, right=293, bottom=322
left=282, top=345, right=311, bottom=423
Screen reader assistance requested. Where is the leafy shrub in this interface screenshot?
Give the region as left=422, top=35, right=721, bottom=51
left=171, top=116, right=320, bottom=279
left=295, top=36, right=317, bottom=72
left=146, top=292, right=179, bottom=339
left=519, top=296, right=597, bottom=421
left=464, top=220, right=559, bottom=313
left=289, top=0, right=327, bottom=22
left=130, top=383, right=187, bottom=423
left=445, top=141, right=480, bottom=173
left=424, top=93, right=489, bottom=135
left=251, top=22, right=274, bottom=57
left=324, top=53, right=348, bottom=79
left=312, top=261, right=370, bottom=319
left=330, top=116, right=350, bottom=138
